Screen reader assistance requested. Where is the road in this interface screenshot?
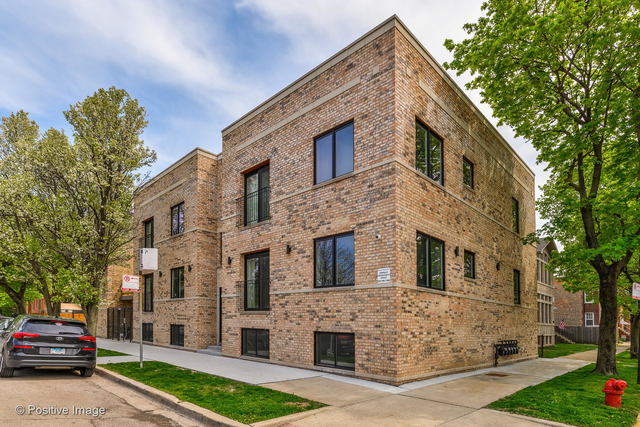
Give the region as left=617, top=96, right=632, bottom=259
left=0, top=367, right=198, bottom=426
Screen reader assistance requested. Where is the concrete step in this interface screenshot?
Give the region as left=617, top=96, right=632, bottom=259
left=197, top=345, right=222, bottom=356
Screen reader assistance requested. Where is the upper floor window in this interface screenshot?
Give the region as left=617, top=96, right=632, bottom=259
left=584, top=293, right=594, bottom=304
left=171, top=202, right=185, bottom=235
left=143, top=274, right=153, bottom=312
left=513, top=269, right=521, bottom=305
left=314, top=121, right=354, bottom=184
left=143, top=218, right=154, bottom=248
left=416, top=232, right=444, bottom=290
left=416, top=121, right=443, bottom=184
left=464, top=250, right=475, bottom=279
left=245, top=251, right=270, bottom=311
left=511, top=198, right=520, bottom=234
left=171, top=267, right=184, bottom=299
left=315, top=232, right=355, bottom=288
left=244, top=165, right=270, bottom=226
left=463, top=157, right=474, bottom=188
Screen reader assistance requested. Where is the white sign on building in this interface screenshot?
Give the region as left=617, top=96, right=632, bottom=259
left=632, top=283, right=640, bottom=300
left=139, top=248, right=158, bottom=271
left=122, top=275, right=140, bottom=292
left=377, top=268, right=391, bottom=283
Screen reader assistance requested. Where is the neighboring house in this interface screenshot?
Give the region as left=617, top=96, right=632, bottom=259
left=536, top=239, right=557, bottom=346
left=123, top=16, right=536, bottom=385
left=554, top=284, right=600, bottom=328
left=96, top=256, right=134, bottom=339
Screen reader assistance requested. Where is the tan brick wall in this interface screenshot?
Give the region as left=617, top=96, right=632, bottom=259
left=97, top=255, right=133, bottom=338
left=553, top=281, right=584, bottom=327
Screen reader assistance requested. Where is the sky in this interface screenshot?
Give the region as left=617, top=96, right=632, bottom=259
left=0, top=0, right=548, bottom=225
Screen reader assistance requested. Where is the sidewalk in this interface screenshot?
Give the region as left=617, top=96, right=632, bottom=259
left=98, top=339, right=597, bottom=426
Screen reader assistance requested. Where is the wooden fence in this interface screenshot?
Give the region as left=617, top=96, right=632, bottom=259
left=557, top=325, right=599, bottom=344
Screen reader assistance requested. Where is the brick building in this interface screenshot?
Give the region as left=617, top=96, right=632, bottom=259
left=125, top=16, right=537, bottom=385
left=554, top=283, right=600, bottom=328
left=536, top=239, right=556, bottom=346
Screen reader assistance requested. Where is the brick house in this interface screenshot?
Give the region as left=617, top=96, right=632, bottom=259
left=125, top=16, right=537, bottom=385
left=554, top=283, right=600, bottom=328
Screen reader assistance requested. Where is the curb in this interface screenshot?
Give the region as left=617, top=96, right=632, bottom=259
left=96, top=367, right=246, bottom=427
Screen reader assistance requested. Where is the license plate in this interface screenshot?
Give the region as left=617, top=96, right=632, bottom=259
left=50, top=348, right=64, bottom=355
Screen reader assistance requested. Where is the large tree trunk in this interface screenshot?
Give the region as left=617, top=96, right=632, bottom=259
left=595, top=272, right=619, bottom=375
left=39, top=282, right=60, bottom=317
left=631, top=313, right=640, bottom=359
left=83, top=303, right=98, bottom=336
left=0, top=280, right=27, bottom=315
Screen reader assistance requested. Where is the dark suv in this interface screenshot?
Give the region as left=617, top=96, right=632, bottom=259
left=0, top=315, right=96, bottom=378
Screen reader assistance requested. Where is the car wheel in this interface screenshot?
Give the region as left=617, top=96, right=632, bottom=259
left=78, top=367, right=94, bottom=377
left=0, top=351, right=14, bottom=378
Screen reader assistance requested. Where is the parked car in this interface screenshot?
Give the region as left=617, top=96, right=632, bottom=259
left=0, top=316, right=12, bottom=331
left=0, top=315, right=96, bottom=378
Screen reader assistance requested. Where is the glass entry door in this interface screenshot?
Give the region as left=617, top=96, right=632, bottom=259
left=245, top=251, right=269, bottom=310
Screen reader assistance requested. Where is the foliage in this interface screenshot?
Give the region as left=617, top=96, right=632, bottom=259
left=97, top=348, right=128, bottom=357
left=539, top=343, right=597, bottom=358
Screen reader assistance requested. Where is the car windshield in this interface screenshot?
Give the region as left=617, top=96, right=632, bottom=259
left=23, top=320, right=87, bottom=336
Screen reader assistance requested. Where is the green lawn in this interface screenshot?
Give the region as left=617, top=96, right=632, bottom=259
left=97, top=348, right=128, bottom=357
left=539, top=343, right=597, bottom=358
left=489, top=352, right=640, bottom=426
left=101, top=361, right=325, bottom=423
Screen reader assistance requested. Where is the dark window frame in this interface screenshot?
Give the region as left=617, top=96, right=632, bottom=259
left=416, top=232, right=446, bottom=290
left=512, top=198, right=520, bottom=234
left=143, top=218, right=154, bottom=247
left=314, top=331, right=355, bottom=371
left=462, top=157, right=474, bottom=189
left=314, top=232, right=355, bottom=288
left=170, top=267, right=185, bottom=299
left=313, top=120, right=354, bottom=185
left=415, top=120, right=445, bottom=185
left=142, top=323, right=153, bottom=342
left=241, top=328, right=270, bottom=359
left=170, top=324, right=184, bottom=347
left=244, top=164, right=270, bottom=226
left=513, top=269, right=521, bottom=305
left=171, top=202, right=185, bottom=236
left=143, top=274, right=153, bottom=312
left=464, top=250, right=476, bottom=279
left=244, top=251, right=270, bottom=311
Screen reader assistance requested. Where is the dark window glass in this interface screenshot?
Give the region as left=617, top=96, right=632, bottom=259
left=244, top=165, right=270, bottom=225
left=142, top=323, right=153, bottom=342
left=144, top=218, right=154, bottom=247
left=315, top=332, right=355, bottom=370
left=171, top=267, right=184, bottom=299
left=314, top=122, right=354, bottom=184
left=416, top=232, right=445, bottom=290
left=171, top=203, right=185, bottom=235
left=463, top=157, right=474, bottom=188
left=513, top=269, right=521, bottom=305
left=143, top=274, right=153, bottom=312
left=415, top=121, right=444, bottom=184
left=244, top=251, right=269, bottom=310
left=315, top=232, right=354, bottom=288
left=512, top=198, right=520, bottom=233
left=242, top=328, right=269, bottom=358
left=23, top=321, right=87, bottom=335
left=170, top=324, right=184, bottom=346
left=464, top=251, right=475, bottom=279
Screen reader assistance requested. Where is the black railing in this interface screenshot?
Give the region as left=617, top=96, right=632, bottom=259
left=243, top=278, right=270, bottom=311
left=244, top=187, right=270, bottom=226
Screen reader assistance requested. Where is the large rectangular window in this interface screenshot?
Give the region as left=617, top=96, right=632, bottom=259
left=242, top=328, right=269, bottom=358
left=142, top=323, right=153, bottom=342
left=244, top=251, right=269, bottom=311
left=170, top=324, right=184, bottom=347
left=315, top=332, right=355, bottom=370
left=171, top=267, right=184, bottom=299
left=315, top=232, right=355, bottom=288
left=511, top=198, right=520, bottom=234
left=171, top=202, right=185, bottom=235
left=314, top=121, right=354, bottom=184
left=143, top=218, right=154, bottom=247
left=244, top=165, right=270, bottom=226
left=416, top=121, right=443, bottom=184
left=463, top=157, right=474, bottom=188
left=416, top=232, right=445, bottom=290
left=143, top=274, right=153, bottom=312
left=513, top=269, right=521, bottom=305
left=464, top=250, right=475, bottom=279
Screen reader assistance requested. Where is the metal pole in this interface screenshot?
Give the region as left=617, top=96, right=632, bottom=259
left=636, top=301, right=639, bottom=385
left=139, top=269, right=143, bottom=369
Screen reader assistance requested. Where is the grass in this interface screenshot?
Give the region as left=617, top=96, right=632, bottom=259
left=489, top=351, right=640, bottom=426
left=101, top=361, right=325, bottom=423
left=539, top=343, right=597, bottom=358
left=97, top=348, right=128, bottom=357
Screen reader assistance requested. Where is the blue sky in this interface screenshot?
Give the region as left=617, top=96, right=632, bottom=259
left=0, top=0, right=547, bottom=207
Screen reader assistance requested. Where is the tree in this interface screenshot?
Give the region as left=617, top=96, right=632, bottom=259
left=444, top=0, right=640, bottom=374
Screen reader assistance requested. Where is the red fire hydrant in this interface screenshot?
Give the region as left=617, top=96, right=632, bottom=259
left=603, top=378, right=628, bottom=408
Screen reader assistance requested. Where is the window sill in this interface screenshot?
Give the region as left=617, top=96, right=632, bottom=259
left=239, top=218, right=271, bottom=231
left=463, top=277, right=476, bottom=283
left=169, top=297, right=186, bottom=301
left=312, top=172, right=354, bottom=189
left=463, top=184, right=475, bottom=192
left=416, top=284, right=446, bottom=293
left=241, top=310, right=270, bottom=315
left=314, top=284, right=355, bottom=290
left=414, top=169, right=445, bottom=191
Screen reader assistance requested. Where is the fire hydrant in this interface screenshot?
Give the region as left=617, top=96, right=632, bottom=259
left=603, top=378, right=628, bottom=408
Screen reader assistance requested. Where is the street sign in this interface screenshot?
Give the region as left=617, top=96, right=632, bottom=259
left=122, top=275, right=140, bottom=292
left=139, top=248, right=158, bottom=271
left=633, top=283, right=640, bottom=300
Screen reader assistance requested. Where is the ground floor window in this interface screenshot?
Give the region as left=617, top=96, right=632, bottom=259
left=241, top=328, right=269, bottom=358
left=315, top=332, right=355, bottom=370
left=585, top=312, right=595, bottom=327
left=170, top=324, right=184, bottom=346
left=142, top=323, right=153, bottom=342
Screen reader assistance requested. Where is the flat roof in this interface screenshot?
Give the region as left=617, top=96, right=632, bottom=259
left=138, top=147, right=218, bottom=192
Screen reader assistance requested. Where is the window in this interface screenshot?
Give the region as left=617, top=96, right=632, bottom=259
left=415, top=121, right=443, bottom=184
left=242, top=328, right=269, bottom=358
left=314, top=121, right=354, bottom=184
left=142, top=323, right=153, bottom=342
left=143, top=218, right=154, bottom=247
left=315, top=232, right=355, bottom=288
left=462, top=157, right=474, bottom=188
left=171, top=202, right=185, bottom=235
left=513, top=269, right=521, bottom=305
left=171, top=267, right=184, bottom=299
left=464, top=250, right=475, bottom=279
left=143, top=274, right=153, bottom=312
left=584, top=293, right=594, bottom=304
left=537, top=294, right=553, bottom=324
left=244, top=251, right=269, bottom=310
left=511, top=198, right=520, bottom=233
left=244, top=165, right=270, bottom=225
left=170, top=324, right=184, bottom=346
left=315, top=332, right=355, bottom=370
left=416, top=232, right=445, bottom=290
left=585, top=312, right=595, bottom=327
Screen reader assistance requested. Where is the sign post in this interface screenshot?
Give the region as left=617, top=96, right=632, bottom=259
left=128, top=248, right=158, bottom=369
left=633, top=283, right=640, bottom=384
